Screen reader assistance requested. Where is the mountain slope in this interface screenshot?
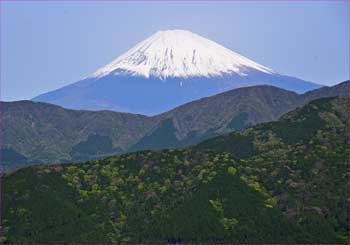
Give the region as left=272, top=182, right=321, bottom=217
left=2, top=81, right=349, bottom=170
left=1, top=101, right=153, bottom=168
left=3, top=96, right=349, bottom=243
left=130, top=80, right=349, bottom=151
left=92, top=30, right=275, bottom=79
left=33, top=30, right=320, bottom=115
left=130, top=85, right=300, bottom=151
left=196, top=96, right=350, bottom=242
left=301, top=80, right=350, bottom=103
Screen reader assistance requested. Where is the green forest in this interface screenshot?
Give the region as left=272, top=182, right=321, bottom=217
left=2, top=97, right=349, bottom=244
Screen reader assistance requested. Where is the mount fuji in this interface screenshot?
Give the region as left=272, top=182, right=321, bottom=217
left=33, top=30, right=321, bottom=115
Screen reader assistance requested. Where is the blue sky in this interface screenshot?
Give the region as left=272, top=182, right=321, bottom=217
left=1, top=1, right=349, bottom=101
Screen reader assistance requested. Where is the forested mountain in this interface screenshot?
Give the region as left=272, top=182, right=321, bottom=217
left=3, top=96, right=349, bottom=243
left=2, top=81, right=349, bottom=170
left=1, top=101, right=153, bottom=169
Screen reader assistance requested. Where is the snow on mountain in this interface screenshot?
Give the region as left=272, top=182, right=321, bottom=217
left=92, top=30, right=274, bottom=79
left=33, top=29, right=321, bottom=115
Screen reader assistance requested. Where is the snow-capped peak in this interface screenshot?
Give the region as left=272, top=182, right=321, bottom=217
left=92, top=29, right=274, bottom=79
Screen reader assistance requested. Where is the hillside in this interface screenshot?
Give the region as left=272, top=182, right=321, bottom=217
left=1, top=101, right=153, bottom=168
left=2, top=81, right=349, bottom=170
left=301, top=80, right=350, bottom=103
left=130, top=85, right=300, bottom=151
left=2, top=96, right=349, bottom=243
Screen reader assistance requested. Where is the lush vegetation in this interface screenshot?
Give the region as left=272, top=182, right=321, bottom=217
left=2, top=97, right=349, bottom=243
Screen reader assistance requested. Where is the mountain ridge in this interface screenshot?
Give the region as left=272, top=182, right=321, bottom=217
left=3, top=80, right=349, bottom=170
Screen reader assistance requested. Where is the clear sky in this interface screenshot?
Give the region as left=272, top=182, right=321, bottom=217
left=1, top=1, right=349, bottom=101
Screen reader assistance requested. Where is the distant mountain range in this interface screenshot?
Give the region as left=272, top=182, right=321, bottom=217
left=3, top=96, right=349, bottom=243
left=2, top=80, right=349, bottom=170
left=33, top=30, right=320, bottom=115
